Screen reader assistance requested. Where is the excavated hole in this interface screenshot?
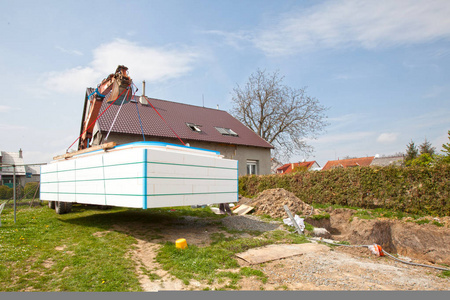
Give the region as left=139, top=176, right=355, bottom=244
left=305, top=209, right=450, bottom=265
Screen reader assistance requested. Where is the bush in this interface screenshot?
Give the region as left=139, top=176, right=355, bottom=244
left=239, top=164, right=450, bottom=216
left=24, top=182, right=40, bottom=198
left=0, top=185, right=10, bottom=200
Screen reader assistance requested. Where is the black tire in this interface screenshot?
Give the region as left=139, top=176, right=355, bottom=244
left=48, top=201, right=55, bottom=209
left=98, top=205, right=111, bottom=210
left=55, top=201, right=73, bottom=214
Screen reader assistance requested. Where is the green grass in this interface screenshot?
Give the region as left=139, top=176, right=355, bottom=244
left=155, top=229, right=308, bottom=289
left=432, top=221, right=444, bottom=227
left=0, top=201, right=309, bottom=291
left=0, top=203, right=142, bottom=291
left=309, top=212, right=330, bottom=220
left=415, top=219, right=431, bottom=225
left=438, top=270, right=450, bottom=278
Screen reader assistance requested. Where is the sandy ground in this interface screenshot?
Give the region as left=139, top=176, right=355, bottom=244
left=104, top=212, right=450, bottom=291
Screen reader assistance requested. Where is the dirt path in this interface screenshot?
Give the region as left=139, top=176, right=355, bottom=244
left=108, top=213, right=450, bottom=291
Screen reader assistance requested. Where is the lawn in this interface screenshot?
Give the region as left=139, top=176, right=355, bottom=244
left=0, top=203, right=142, bottom=291
left=0, top=202, right=309, bottom=291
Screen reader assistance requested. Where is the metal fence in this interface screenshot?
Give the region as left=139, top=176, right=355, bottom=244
left=0, top=162, right=46, bottom=225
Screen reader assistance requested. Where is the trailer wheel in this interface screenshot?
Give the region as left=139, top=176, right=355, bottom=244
left=48, top=201, right=55, bottom=209
left=98, top=205, right=111, bottom=210
left=55, top=201, right=72, bottom=214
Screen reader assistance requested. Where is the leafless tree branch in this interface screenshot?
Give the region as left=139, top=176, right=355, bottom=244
left=230, top=69, right=328, bottom=161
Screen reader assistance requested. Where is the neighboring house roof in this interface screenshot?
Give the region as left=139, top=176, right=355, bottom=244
left=87, top=90, right=273, bottom=149
left=277, top=161, right=319, bottom=174
left=370, top=156, right=404, bottom=167
left=271, top=157, right=284, bottom=173
left=0, top=151, right=26, bottom=175
left=322, top=156, right=375, bottom=171
left=25, top=165, right=41, bottom=175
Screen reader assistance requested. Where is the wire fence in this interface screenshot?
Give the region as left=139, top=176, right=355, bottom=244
left=0, top=162, right=46, bottom=224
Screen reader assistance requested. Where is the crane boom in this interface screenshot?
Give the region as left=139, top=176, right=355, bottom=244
left=79, top=65, right=132, bottom=150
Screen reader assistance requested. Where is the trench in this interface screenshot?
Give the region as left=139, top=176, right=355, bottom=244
left=305, top=209, right=450, bottom=266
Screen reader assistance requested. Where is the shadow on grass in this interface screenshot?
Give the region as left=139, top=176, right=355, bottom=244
left=58, top=205, right=223, bottom=232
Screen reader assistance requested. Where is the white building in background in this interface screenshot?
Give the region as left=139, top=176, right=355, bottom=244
left=0, top=149, right=40, bottom=187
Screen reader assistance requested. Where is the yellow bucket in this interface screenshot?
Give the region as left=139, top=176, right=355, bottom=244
left=176, top=238, right=188, bottom=249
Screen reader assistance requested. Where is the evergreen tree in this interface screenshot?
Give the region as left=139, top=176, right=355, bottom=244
left=419, top=138, right=435, bottom=155
left=405, top=140, right=418, bottom=163
left=442, top=130, right=450, bottom=156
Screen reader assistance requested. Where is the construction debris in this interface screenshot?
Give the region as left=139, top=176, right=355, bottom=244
left=232, top=204, right=254, bottom=215
left=312, top=228, right=332, bottom=239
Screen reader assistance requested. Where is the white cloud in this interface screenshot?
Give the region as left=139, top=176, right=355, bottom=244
left=43, top=39, right=199, bottom=94
left=254, top=0, right=450, bottom=55
left=44, top=67, right=100, bottom=94
left=203, top=30, right=253, bottom=49
left=377, top=133, right=399, bottom=143
left=311, top=131, right=375, bottom=144
left=0, top=105, right=15, bottom=113
left=56, top=46, right=83, bottom=56
left=422, top=85, right=445, bottom=99
left=0, top=123, right=26, bottom=130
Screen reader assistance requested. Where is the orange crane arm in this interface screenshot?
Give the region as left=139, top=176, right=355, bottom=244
left=79, top=65, right=132, bottom=150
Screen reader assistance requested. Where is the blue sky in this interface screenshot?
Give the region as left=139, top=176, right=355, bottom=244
left=1, top=0, right=449, bottom=168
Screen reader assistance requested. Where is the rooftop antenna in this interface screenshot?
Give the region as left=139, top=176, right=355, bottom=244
left=202, top=94, right=204, bottom=107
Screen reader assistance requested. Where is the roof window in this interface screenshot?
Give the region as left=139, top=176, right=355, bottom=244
left=215, top=127, right=238, bottom=137
left=186, top=123, right=202, bottom=132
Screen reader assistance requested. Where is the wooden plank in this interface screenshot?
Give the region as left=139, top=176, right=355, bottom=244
left=233, top=204, right=254, bottom=215
left=53, top=142, right=117, bottom=160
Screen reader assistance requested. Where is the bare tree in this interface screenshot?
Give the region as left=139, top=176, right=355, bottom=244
left=230, top=69, right=328, bottom=160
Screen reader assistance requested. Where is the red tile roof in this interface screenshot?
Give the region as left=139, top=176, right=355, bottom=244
left=322, top=156, right=375, bottom=171
left=277, top=161, right=317, bottom=174
left=93, top=92, right=273, bottom=149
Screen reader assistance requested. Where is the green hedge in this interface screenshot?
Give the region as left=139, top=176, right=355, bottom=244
left=239, top=164, right=450, bottom=216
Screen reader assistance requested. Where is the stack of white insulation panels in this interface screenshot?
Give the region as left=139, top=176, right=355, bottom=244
left=40, top=142, right=238, bottom=209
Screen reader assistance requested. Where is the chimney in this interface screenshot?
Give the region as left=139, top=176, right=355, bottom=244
left=19, top=148, right=23, bottom=158
left=139, top=81, right=148, bottom=105
left=291, top=163, right=294, bottom=169
left=216, top=104, right=219, bottom=110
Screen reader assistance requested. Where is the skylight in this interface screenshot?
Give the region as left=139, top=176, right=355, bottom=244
left=215, top=127, right=238, bottom=137
left=186, top=123, right=202, bottom=132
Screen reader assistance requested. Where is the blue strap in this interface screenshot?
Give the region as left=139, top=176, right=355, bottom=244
left=88, top=87, right=106, bottom=99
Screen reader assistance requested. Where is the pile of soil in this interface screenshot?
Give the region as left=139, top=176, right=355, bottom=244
left=248, top=188, right=315, bottom=219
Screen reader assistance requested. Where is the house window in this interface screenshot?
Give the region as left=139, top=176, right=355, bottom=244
left=1, top=175, right=13, bottom=188
left=247, top=160, right=258, bottom=175
left=215, top=127, right=238, bottom=137
left=186, top=123, right=202, bottom=132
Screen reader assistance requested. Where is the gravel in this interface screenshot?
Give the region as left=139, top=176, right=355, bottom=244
left=221, top=215, right=283, bottom=232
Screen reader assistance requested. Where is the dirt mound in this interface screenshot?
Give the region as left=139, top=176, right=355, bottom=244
left=249, top=188, right=314, bottom=219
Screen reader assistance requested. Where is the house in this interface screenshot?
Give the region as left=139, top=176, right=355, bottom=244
left=81, top=90, right=274, bottom=176
left=276, top=160, right=321, bottom=174
left=322, top=156, right=375, bottom=171
left=370, top=155, right=404, bottom=167
left=271, top=157, right=284, bottom=174
left=0, top=149, right=40, bottom=187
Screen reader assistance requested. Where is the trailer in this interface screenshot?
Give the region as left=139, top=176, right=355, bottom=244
left=40, top=141, right=238, bottom=214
